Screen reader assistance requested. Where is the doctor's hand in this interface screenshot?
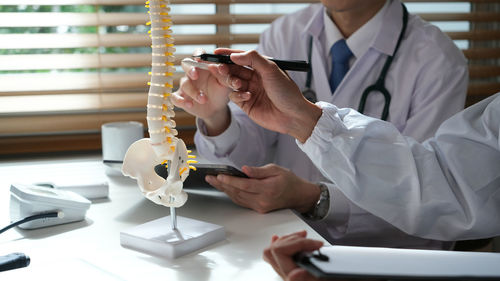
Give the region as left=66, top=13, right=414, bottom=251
left=263, top=230, right=324, bottom=281
left=216, top=49, right=323, bottom=143
left=205, top=164, right=321, bottom=214
left=172, top=49, right=235, bottom=136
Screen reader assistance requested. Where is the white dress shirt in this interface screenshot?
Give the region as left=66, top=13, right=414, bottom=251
left=299, top=93, right=500, bottom=241
left=195, top=0, right=467, bottom=248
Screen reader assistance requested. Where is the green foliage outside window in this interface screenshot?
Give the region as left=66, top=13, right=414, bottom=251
left=0, top=5, right=149, bottom=74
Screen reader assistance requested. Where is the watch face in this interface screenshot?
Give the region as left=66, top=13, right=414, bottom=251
left=316, top=184, right=330, bottom=219
left=303, top=184, right=329, bottom=220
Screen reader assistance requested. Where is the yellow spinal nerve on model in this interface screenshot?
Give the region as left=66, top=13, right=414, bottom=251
left=122, top=0, right=197, bottom=208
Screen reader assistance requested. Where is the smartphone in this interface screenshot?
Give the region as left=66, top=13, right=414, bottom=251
left=193, top=163, right=248, bottom=178
left=154, top=163, right=248, bottom=189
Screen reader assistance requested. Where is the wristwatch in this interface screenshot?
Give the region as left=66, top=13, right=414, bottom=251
left=303, top=183, right=330, bottom=221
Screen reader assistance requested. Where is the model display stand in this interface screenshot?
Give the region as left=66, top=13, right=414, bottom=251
left=120, top=215, right=225, bottom=259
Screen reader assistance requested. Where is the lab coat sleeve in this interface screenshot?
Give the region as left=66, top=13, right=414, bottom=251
left=398, top=27, right=468, bottom=142
left=297, top=94, right=500, bottom=241
left=194, top=103, right=280, bottom=168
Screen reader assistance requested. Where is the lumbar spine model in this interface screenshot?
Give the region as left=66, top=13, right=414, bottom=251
left=122, top=0, right=197, bottom=209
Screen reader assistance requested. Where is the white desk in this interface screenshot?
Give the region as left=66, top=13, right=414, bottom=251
left=0, top=155, right=325, bottom=281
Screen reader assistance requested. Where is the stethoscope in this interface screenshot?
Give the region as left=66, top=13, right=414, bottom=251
left=302, top=4, right=409, bottom=121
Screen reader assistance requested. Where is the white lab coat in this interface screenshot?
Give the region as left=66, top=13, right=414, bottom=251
left=195, top=0, right=467, bottom=248
left=299, top=93, right=500, bottom=241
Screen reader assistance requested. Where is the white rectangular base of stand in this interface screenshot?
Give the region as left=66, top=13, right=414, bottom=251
left=120, top=216, right=225, bottom=259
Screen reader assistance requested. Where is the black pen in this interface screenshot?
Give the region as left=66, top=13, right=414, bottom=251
left=193, top=53, right=310, bottom=72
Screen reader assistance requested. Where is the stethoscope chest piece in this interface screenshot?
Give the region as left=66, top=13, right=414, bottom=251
left=302, top=88, right=317, bottom=103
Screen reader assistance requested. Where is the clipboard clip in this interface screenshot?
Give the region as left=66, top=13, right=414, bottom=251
left=313, top=249, right=329, bottom=262
left=293, top=249, right=329, bottom=264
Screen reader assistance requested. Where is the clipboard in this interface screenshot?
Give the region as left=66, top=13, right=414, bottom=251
left=294, top=245, right=500, bottom=280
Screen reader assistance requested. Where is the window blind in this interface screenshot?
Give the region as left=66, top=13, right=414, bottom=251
left=0, top=0, right=499, bottom=155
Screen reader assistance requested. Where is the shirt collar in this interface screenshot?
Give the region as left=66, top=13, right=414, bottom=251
left=323, top=8, right=344, bottom=54
left=316, top=0, right=402, bottom=59
left=302, top=0, right=404, bottom=59
left=347, top=0, right=391, bottom=59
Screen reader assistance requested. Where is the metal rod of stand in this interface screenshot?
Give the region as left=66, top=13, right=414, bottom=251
left=166, top=160, right=177, bottom=230
left=170, top=205, right=177, bottom=230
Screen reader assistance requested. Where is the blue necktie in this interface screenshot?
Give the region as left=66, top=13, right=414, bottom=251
left=329, top=39, right=353, bottom=93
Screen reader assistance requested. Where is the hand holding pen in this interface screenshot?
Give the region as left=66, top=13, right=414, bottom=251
left=175, top=48, right=317, bottom=139
left=210, top=48, right=322, bottom=142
